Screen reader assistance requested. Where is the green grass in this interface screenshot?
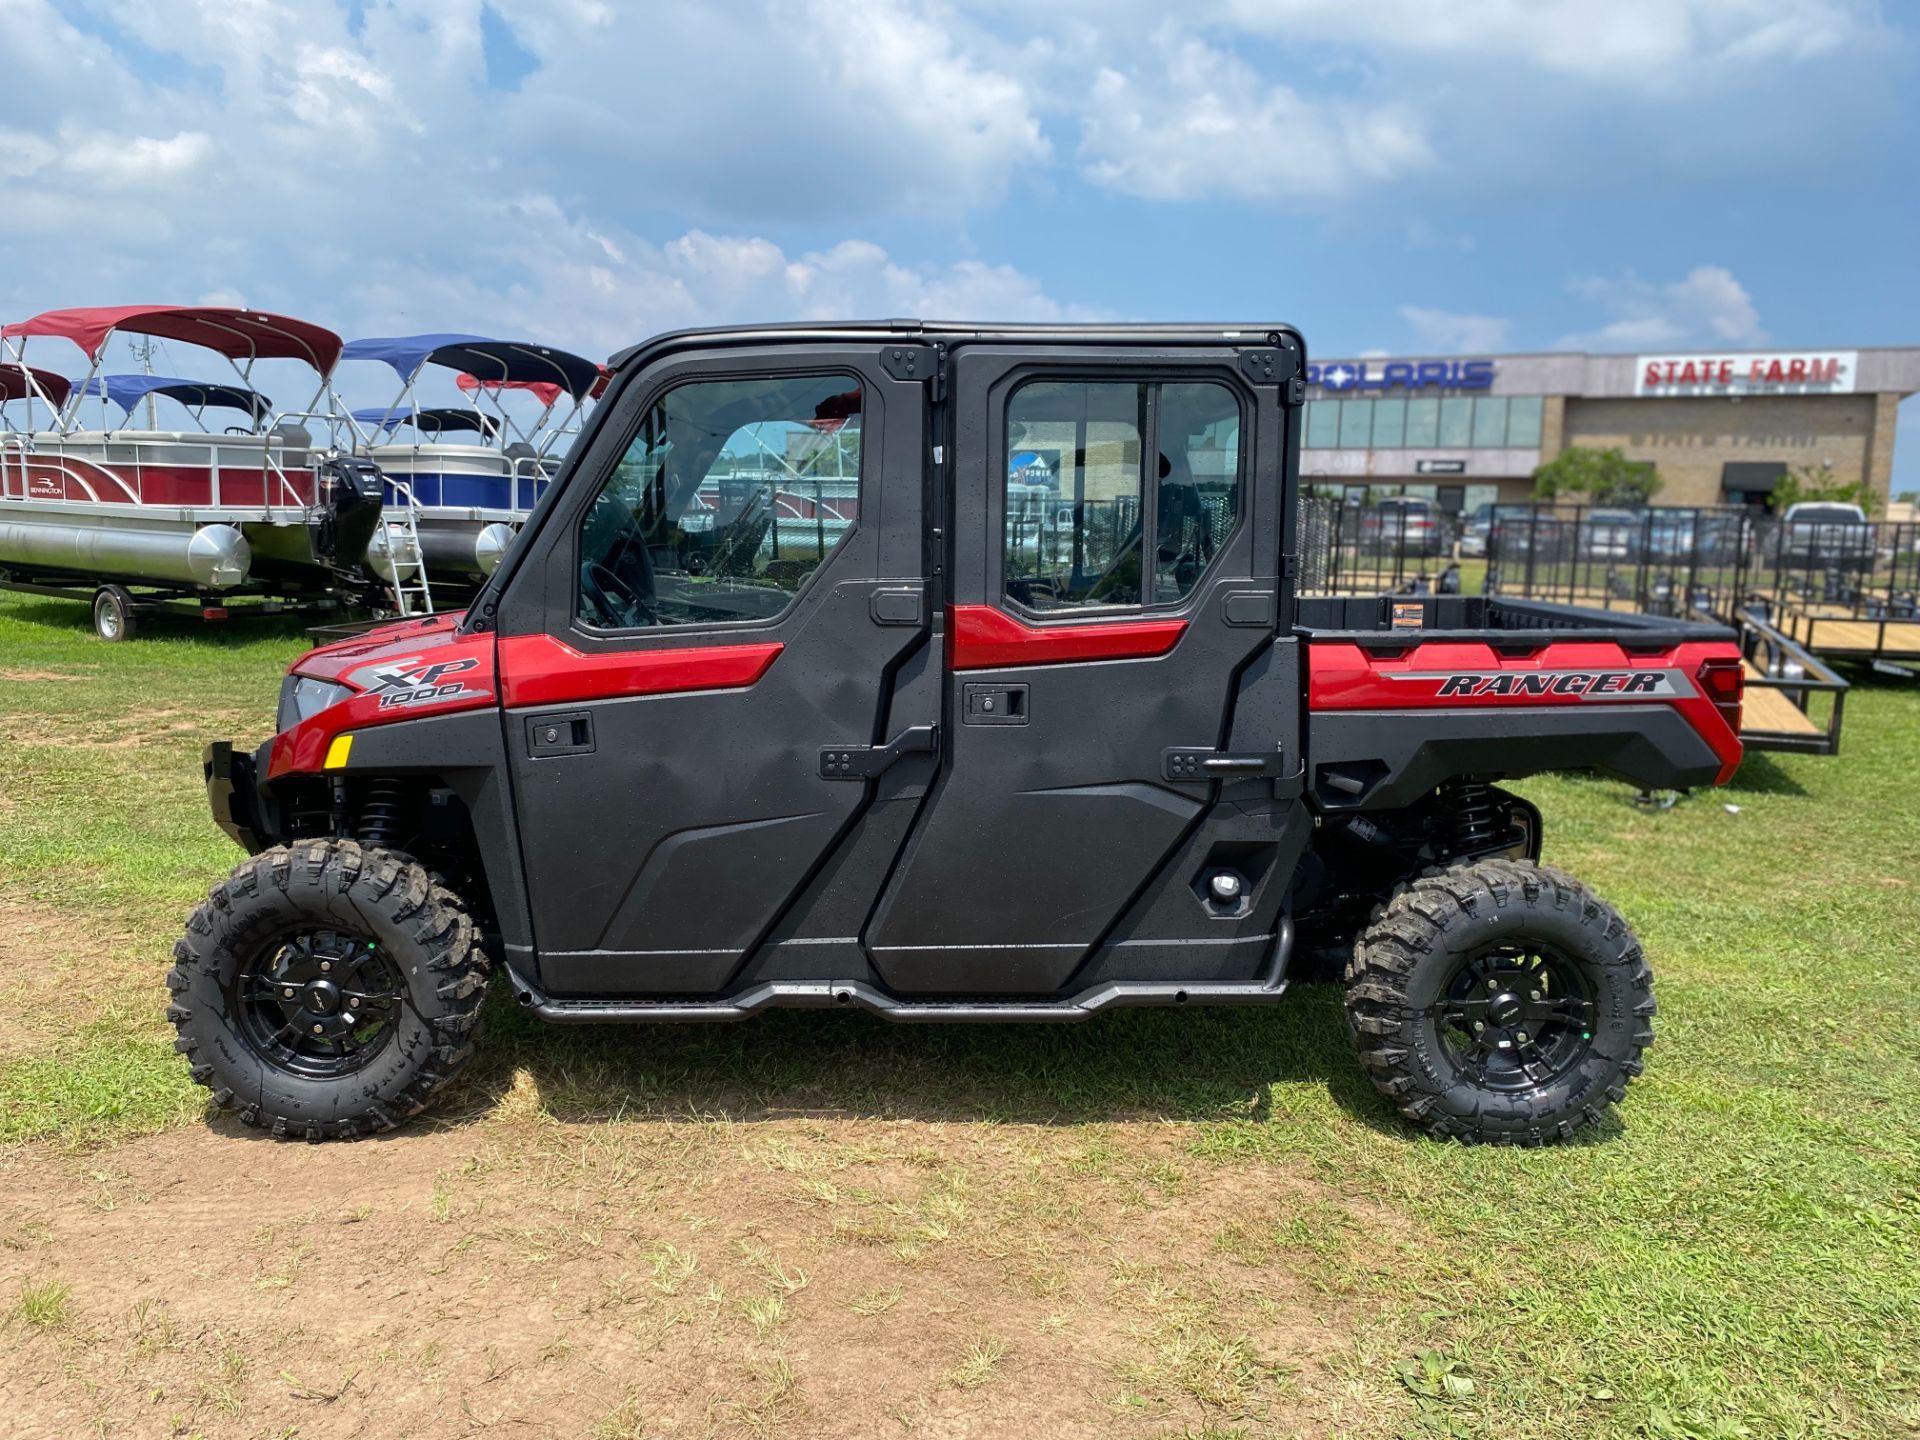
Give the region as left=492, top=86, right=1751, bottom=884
left=16, top=1277, right=71, bottom=1328
left=2, top=589, right=1919, bottom=1435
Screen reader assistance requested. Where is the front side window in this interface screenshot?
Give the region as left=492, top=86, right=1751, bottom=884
left=575, top=374, right=861, bottom=629
left=1002, top=378, right=1241, bottom=611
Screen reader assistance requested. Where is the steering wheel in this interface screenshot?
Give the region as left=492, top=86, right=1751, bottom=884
left=584, top=560, right=658, bottom=628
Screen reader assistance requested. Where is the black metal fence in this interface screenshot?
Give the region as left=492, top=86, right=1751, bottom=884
left=1475, top=503, right=1920, bottom=657
left=1296, top=496, right=1465, bottom=596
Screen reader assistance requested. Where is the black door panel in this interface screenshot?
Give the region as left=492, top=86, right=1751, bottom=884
left=495, top=346, right=931, bottom=997
left=865, top=346, right=1286, bottom=994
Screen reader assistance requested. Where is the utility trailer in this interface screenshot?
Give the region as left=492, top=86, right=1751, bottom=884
left=1478, top=501, right=1854, bottom=754
left=172, top=322, right=1747, bottom=1146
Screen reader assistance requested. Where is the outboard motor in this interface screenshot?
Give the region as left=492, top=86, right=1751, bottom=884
left=314, top=455, right=386, bottom=571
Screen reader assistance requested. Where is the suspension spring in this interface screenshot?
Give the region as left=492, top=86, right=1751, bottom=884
left=356, top=779, right=408, bottom=851
left=1442, top=778, right=1499, bottom=854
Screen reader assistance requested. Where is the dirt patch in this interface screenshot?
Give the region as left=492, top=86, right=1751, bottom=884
left=0, top=669, right=89, bottom=683
left=0, top=1109, right=1391, bottom=1438
left=0, top=896, right=143, bottom=1064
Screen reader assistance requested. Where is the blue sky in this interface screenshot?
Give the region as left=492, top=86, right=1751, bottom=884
left=2, top=0, right=1916, bottom=492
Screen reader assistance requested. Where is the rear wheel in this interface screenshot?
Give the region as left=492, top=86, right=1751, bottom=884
left=1344, top=858, right=1654, bottom=1145
left=92, top=584, right=135, bottom=641
left=167, top=840, right=490, bottom=1140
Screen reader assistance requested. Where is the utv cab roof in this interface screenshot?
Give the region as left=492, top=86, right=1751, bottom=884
left=605, top=320, right=1306, bottom=371
left=2, top=305, right=344, bottom=373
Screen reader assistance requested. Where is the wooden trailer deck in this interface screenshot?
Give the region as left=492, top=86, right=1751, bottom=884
left=1740, top=660, right=1822, bottom=739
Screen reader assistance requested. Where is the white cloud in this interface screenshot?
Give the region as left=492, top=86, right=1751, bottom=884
left=1556, top=265, right=1766, bottom=350
left=0, top=0, right=1084, bottom=355
left=1078, top=32, right=1434, bottom=201
left=1400, top=305, right=1512, bottom=353
left=64, top=131, right=214, bottom=191
left=330, top=213, right=1097, bottom=370
left=1212, top=0, right=1879, bottom=88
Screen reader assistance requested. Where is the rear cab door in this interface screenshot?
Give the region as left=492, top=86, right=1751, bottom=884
left=866, top=332, right=1306, bottom=993
left=490, top=337, right=934, bottom=995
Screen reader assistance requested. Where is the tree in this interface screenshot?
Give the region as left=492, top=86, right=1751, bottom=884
left=1531, top=447, right=1661, bottom=507
left=1770, top=462, right=1879, bottom=515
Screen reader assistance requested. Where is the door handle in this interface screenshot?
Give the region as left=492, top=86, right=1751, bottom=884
left=527, top=712, right=594, bottom=757
left=820, top=725, right=938, bottom=780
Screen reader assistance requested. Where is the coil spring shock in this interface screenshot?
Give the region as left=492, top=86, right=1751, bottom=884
left=355, top=778, right=408, bottom=851
left=1442, top=778, right=1499, bottom=855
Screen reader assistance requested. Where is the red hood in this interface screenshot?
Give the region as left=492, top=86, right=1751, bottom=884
left=291, top=611, right=469, bottom=684
left=268, top=611, right=496, bottom=778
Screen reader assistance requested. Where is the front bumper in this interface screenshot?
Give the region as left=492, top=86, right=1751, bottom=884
left=204, top=740, right=275, bottom=854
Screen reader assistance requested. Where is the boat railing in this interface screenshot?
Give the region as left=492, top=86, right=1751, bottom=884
left=256, top=409, right=359, bottom=519
left=509, top=451, right=558, bottom=516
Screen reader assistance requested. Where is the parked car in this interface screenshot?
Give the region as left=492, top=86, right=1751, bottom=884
left=1646, top=510, right=1749, bottom=565
left=174, top=319, right=1748, bottom=1148
left=1776, top=501, right=1874, bottom=573
left=1579, top=508, right=1646, bottom=561
left=1357, top=495, right=1445, bottom=556
left=1458, top=503, right=1493, bottom=558
left=1488, top=505, right=1570, bottom=561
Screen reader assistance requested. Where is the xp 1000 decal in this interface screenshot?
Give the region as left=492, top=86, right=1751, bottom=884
left=350, top=655, right=488, bottom=710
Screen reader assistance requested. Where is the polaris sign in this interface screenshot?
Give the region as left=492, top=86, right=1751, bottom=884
left=1309, top=359, right=1496, bottom=392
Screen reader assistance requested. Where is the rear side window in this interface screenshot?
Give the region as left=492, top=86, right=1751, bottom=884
left=1003, top=379, right=1241, bottom=611
left=575, top=374, right=860, bottom=630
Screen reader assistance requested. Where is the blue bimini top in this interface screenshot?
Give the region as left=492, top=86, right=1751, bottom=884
left=80, top=374, right=272, bottom=419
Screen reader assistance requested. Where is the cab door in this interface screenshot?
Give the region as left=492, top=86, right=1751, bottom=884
left=865, top=343, right=1289, bottom=993
left=493, top=342, right=931, bottom=996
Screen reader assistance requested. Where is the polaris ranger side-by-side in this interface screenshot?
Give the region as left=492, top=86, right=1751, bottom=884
left=173, top=323, right=1747, bottom=1145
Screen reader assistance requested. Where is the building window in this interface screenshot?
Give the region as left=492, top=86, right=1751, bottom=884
left=1339, top=399, right=1374, bottom=448
left=1438, top=396, right=1474, bottom=448
left=575, top=373, right=861, bottom=630
left=1471, top=395, right=1508, bottom=448
left=1507, top=395, right=1543, bottom=448
left=1404, top=397, right=1439, bottom=448
left=1371, top=398, right=1406, bottom=448
left=1002, top=378, right=1242, bottom=611
left=1305, top=400, right=1339, bottom=449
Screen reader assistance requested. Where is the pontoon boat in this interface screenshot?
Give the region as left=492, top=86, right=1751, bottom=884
left=0, top=306, right=409, bottom=637
left=336, top=334, right=601, bottom=585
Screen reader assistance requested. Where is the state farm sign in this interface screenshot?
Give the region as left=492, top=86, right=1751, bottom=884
left=1635, top=351, right=1857, bottom=397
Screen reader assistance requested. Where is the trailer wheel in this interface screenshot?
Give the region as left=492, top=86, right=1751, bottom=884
left=92, top=585, right=136, bottom=641
left=167, top=840, right=491, bottom=1140
left=1344, top=858, right=1655, bottom=1146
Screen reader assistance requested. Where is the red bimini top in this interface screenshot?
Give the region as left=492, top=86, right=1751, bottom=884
left=0, top=362, right=72, bottom=407
left=1, top=306, right=343, bottom=375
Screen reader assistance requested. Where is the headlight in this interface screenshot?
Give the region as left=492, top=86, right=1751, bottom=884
left=276, top=674, right=355, bottom=732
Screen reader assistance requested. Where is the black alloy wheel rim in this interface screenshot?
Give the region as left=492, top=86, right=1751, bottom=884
left=231, top=929, right=406, bottom=1079
left=1428, top=944, right=1596, bottom=1092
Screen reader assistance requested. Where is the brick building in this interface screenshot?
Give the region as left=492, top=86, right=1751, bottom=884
left=1299, top=347, right=1919, bottom=514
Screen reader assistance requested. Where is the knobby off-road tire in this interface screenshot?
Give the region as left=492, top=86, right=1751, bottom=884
left=1343, top=858, right=1655, bottom=1145
left=167, top=840, right=490, bottom=1140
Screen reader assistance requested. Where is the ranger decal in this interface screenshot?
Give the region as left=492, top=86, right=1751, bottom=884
left=1388, top=668, right=1694, bottom=700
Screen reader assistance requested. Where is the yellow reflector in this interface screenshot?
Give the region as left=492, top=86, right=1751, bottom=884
left=323, top=734, right=354, bottom=769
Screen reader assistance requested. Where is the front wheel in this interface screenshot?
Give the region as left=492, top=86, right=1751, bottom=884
left=167, top=840, right=490, bottom=1140
left=1344, top=859, right=1655, bottom=1145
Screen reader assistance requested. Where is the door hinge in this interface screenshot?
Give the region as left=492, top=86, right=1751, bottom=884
left=821, top=725, right=938, bottom=780
left=881, top=343, right=946, bottom=400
